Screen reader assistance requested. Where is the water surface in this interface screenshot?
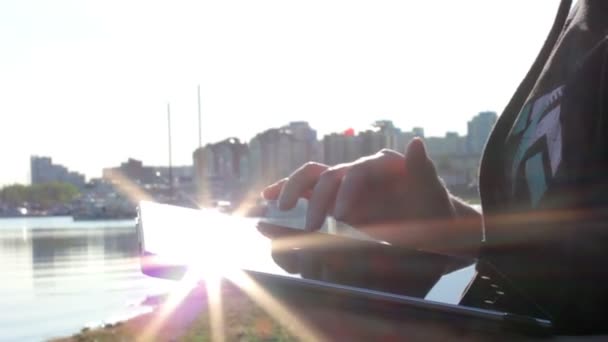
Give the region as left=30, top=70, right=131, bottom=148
left=0, top=217, right=172, bottom=341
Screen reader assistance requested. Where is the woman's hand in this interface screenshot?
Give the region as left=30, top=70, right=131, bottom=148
left=262, top=139, right=481, bottom=256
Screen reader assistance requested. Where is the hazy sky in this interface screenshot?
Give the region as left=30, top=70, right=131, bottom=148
left=0, top=0, right=561, bottom=185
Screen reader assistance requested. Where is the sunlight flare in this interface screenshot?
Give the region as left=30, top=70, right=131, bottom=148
left=137, top=268, right=200, bottom=342
left=104, top=170, right=154, bottom=204
left=225, top=270, right=326, bottom=342
left=206, top=273, right=225, bottom=342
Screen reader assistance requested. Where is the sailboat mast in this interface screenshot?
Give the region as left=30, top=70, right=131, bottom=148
left=167, top=103, right=173, bottom=198
left=197, top=85, right=202, bottom=148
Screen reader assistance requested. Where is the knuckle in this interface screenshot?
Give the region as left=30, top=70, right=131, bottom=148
left=272, top=177, right=288, bottom=188
left=379, top=150, right=403, bottom=162
left=291, top=162, right=324, bottom=181
left=302, top=161, right=325, bottom=172
left=347, top=163, right=368, bottom=181
left=319, top=168, right=340, bottom=183
left=378, top=148, right=403, bottom=158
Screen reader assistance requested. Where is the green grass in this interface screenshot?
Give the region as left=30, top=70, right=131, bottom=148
left=52, top=286, right=299, bottom=342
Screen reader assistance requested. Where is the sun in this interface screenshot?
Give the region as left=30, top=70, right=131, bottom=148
left=137, top=201, right=325, bottom=341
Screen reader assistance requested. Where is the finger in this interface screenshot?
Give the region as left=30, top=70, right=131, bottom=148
left=403, top=138, right=452, bottom=218
left=333, top=152, right=404, bottom=223
left=278, top=162, right=328, bottom=210
left=270, top=244, right=300, bottom=274
left=404, top=138, right=436, bottom=179
left=366, top=149, right=405, bottom=179
left=298, top=251, right=322, bottom=279
left=305, top=168, right=346, bottom=231
left=261, top=178, right=287, bottom=200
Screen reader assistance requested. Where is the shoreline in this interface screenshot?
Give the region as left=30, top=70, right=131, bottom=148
left=50, top=283, right=297, bottom=342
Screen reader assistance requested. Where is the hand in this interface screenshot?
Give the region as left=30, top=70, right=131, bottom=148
left=262, top=138, right=480, bottom=255
left=258, top=222, right=447, bottom=295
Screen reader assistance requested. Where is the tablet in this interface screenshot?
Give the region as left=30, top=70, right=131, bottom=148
left=136, top=201, right=553, bottom=336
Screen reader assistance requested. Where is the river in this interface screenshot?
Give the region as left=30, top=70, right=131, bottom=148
left=0, top=217, right=173, bottom=342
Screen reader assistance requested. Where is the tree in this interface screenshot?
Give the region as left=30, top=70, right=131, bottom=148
left=0, top=182, right=80, bottom=209
left=0, top=184, right=29, bottom=206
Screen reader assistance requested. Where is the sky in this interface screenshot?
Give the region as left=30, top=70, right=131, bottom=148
left=0, top=0, right=562, bottom=185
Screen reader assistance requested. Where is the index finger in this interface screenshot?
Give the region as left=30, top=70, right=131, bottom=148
left=333, top=152, right=404, bottom=222
left=278, top=162, right=328, bottom=210
left=262, top=178, right=288, bottom=200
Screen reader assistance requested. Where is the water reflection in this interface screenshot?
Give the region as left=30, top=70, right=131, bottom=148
left=0, top=217, right=171, bottom=342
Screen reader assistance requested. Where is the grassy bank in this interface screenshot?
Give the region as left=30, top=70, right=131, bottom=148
left=51, top=284, right=298, bottom=342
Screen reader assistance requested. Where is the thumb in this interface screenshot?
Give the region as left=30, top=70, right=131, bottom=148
left=403, top=138, right=453, bottom=219
left=405, top=138, right=438, bottom=179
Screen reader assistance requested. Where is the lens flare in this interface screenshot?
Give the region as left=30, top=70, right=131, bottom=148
left=224, top=269, right=327, bottom=342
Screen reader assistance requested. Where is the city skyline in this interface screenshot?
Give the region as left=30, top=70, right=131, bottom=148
left=1, top=111, right=494, bottom=217
left=0, top=1, right=561, bottom=185
left=22, top=112, right=496, bottom=189
left=6, top=107, right=501, bottom=186
left=193, top=112, right=496, bottom=203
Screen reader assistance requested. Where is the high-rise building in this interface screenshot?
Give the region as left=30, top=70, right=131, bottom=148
left=467, top=111, right=498, bottom=155
left=193, top=146, right=214, bottom=202
left=30, top=156, right=86, bottom=188
left=425, top=131, right=467, bottom=158
left=412, top=127, right=425, bottom=138
left=373, top=120, right=397, bottom=149
left=102, top=158, right=159, bottom=185
left=323, top=132, right=360, bottom=165
left=152, top=166, right=193, bottom=184
left=248, top=128, right=281, bottom=188
left=323, top=122, right=418, bottom=165
left=247, top=122, right=317, bottom=189
left=30, top=156, right=53, bottom=184
left=359, top=129, right=385, bottom=156
left=192, top=138, right=249, bottom=202
left=284, top=121, right=317, bottom=172
left=393, top=130, right=416, bottom=153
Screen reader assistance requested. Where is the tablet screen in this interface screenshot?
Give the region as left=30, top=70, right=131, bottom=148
left=137, top=200, right=477, bottom=306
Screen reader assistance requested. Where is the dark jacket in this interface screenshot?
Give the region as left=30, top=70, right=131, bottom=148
left=480, top=0, right=608, bottom=334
